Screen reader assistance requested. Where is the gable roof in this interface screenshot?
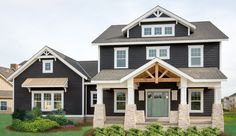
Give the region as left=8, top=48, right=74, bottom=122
left=0, top=66, right=14, bottom=79
left=92, top=21, right=228, bottom=45
left=92, top=58, right=226, bottom=83
left=122, top=5, right=196, bottom=33
left=77, top=61, right=98, bottom=78
left=8, top=46, right=88, bottom=80
left=230, top=92, right=236, bottom=97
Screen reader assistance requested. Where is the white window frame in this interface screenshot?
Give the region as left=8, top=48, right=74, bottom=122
left=90, top=91, right=97, bottom=107
left=114, top=47, right=129, bottom=69
left=0, top=101, right=7, bottom=111
left=31, top=91, right=64, bottom=112
left=142, top=24, right=175, bottom=37
left=146, top=46, right=170, bottom=60
left=188, top=45, right=204, bottom=67
left=42, top=60, right=53, bottom=73
left=114, top=89, right=127, bottom=113
left=188, top=89, right=204, bottom=113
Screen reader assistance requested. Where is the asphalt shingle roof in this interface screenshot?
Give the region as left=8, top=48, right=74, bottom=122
left=92, top=22, right=228, bottom=44
left=0, top=67, right=14, bottom=79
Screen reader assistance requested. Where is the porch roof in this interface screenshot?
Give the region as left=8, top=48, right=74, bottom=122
left=22, top=78, right=68, bottom=88
left=92, top=67, right=226, bottom=82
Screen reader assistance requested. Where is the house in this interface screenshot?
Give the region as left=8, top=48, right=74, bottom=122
left=91, top=5, right=228, bottom=131
left=223, top=93, right=236, bottom=111
left=8, top=5, right=228, bottom=131
left=0, top=66, right=14, bottom=114
left=8, top=47, right=98, bottom=118
left=222, top=97, right=230, bottom=110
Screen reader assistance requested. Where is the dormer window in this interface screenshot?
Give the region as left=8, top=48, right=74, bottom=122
left=42, top=60, right=53, bottom=73
left=142, top=24, right=175, bottom=37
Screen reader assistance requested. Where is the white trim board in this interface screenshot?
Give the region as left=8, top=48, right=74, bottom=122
left=114, top=47, right=129, bottom=69
left=7, top=46, right=88, bottom=81
left=92, top=39, right=228, bottom=46
left=188, top=88, right=204, bottom=113
left=188, top=45, right=204, bottom=67
left=114, top=89, right=127, bottom=113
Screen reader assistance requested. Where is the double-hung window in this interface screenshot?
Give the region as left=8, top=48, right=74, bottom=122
left=142, top=24, right=175, bottom=37
left=114, top=48, right=128, bottom=68
left=32, top=91, right=63, bottom=111
left=42, top=60, right=53, bottom=73
left=0, top=101, right=7, bottom=111
left=188, top=45, right=204, bottom=67
left=114, top=90, right=127, bottom=113
left=188, top=89, right=204, bottom=113
left=146, top=46, right=170, bottom=60
left=90, top=91, right=97, bottom=107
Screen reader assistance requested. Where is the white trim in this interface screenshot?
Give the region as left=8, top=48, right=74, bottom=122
left=146, top=46, right=170, bottom=60
left=90, top=91, right=97, bottom=107
left=188, top=88, right=204, bottom=113
left=65, top=115, right=84, bottom=118
left=122, top=5, right=196, bottom=33
left=12, top=79, right=15, bottom=112
left=140, top=17, right=176, bottom=23
left=219, top=42, right=222, bottom=70
left=188, top=45, right=204, bottom=67
left=85, top=114, right=94, bottom=117
left=7, top=46, right=88, bottom=81
left=82, top=79, right=84, bottom=116
left=145, top=89, right=170, bottom=118
left=98, top=46, right=100, bottom=72
left=114, top=89, right=127, bottom=113
left=92, top=39, right=228, bottom=46
left=31, top=91, right=64, bottom=112
left=142, top=24, right=175, bottom=37
left=84, top=82, right=96, bottom=85
left=0, top=74, right=13, bottom=86
left=0, top=101, right=7, bottom=111
left=114, top=47, right=129, bottom=69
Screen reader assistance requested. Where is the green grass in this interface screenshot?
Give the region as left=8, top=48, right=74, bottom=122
left=224, top=112, right=236, bottom=135
left=0, top=114, right=92, bottom=136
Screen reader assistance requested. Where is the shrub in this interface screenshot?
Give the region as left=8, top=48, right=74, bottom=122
left=44, top=115, right=74, bottom=126
left=12, top=109, right=26, bottom=120
left=93, top=128, right=107, bottom=136
left=126, top=128, right=144, bottom=136
left=105, top=125, right=125, bottom=136
left=144, top=124, right=164, bottom=136
left=11, top=118, right=59, bottom=132
left=165, top=127, right=185, bottom=136
left=200, top=127, right=221, bottom=136
left=185, top=127, right=201, bottom=136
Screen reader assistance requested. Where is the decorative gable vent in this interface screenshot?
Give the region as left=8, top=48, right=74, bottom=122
left=38, top=49, right=57, bottom=61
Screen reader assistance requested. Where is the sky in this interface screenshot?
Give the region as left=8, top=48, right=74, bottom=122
left=0, top=0, right=235, bottom=97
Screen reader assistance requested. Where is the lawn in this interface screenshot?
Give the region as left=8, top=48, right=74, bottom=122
left=0, top=114, right=92, bottom=136
left=224, top=112, right=236, bottom=136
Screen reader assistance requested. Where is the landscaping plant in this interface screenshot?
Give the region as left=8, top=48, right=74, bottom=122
left=126, top=128, right=144, bottom=136
left=144, top=123, right=164, bottom=136
left=165, top=127, right=185, bottom=136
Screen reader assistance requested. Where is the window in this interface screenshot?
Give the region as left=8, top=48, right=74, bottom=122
left=144, top=28, right=152, bottom=35
left=90, top=91, right=97, bottom=107
left=0, top=101, right=7, bottom=111
left=146, top=46, right=170, bottom=60
left=142, top=24, right=175, bottom=37
left=114, top=90, right=127, bottom=113
left=114, top=48, right=128, bottom=68
left=188, top=89, right=204, bottom=113
left=42, top=60, right=53, bottom=73
left=188, top=45, right=204, bottom=67
left=32, top=91, right=63, bottom=111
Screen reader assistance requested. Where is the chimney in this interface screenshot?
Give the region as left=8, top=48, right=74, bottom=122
left=10, top=64, right=19, bottom=71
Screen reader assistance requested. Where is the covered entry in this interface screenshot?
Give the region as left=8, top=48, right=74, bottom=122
left=146, top=89, right=169, bottom=117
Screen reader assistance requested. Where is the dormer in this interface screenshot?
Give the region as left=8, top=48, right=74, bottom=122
left=122, top=5, right=196, bottom=38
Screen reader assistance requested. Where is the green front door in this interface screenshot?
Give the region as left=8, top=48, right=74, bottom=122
left=147, top=91, right=169, bottom=117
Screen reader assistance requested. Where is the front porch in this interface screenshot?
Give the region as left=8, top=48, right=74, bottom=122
left=92, top=59, right=224, bottom=131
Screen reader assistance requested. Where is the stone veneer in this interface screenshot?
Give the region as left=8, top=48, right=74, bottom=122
left=178, top=104, right=190, bottom=129
left=212, top=104, right=224, bottom=131
left=136, top=110, right=145, bottom=123
left=93, top=104, right=106, bottom=128
left=124, top=104, right=137, bottom=130
left=169, top=111, right=179, bottom=124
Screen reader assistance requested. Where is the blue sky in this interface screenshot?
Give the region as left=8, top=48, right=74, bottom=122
left=0, top=0, right=235, bottom=97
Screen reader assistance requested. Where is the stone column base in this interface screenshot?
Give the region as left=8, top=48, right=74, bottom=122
left=124, top=104, right=136, bottom=130
left=212, top=104, right=224, bottom=132
left=93, top=104, right=106, bottom=128
left=178, top=104, right=190, bottom=129
left=169, top=111, right=179, bottom=124
left=136, top=110, right=145, bottom=123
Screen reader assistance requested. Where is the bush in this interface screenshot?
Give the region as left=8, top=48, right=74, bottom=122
left=144, top=124, right=164, bottom=136
left=11, top=118, right=59, bottom=132
left=12, top=109, right=26, bottom=120
left=93, top=125, right=125, bottom=136
left=44, top=115, right=74, bottom=126
left=200, top=127, right=221, bottom=136
left=93, top=128, right=107, bottom=136
left=186, top=127, right=201, bottom=136
left=165, top=127, right=185, bottom=136
left=126, top=128, right=144, bottom=136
